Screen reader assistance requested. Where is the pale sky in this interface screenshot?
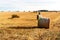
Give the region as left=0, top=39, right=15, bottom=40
left=0, top=0, right=60, bottom=11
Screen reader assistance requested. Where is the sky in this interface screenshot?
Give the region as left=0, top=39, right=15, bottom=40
left=0, top=0, right=60, bottom=11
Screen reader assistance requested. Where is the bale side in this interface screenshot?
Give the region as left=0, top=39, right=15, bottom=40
left=38, top=18, right=50, bottom=28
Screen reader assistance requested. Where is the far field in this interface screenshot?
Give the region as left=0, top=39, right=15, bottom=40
left=0, top=11, right=60, bottom=40
left=0, top=11, right=60, bottom=28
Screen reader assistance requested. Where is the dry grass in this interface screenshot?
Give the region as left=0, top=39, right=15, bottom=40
left=0, top=11, right=60, bottom=40
left=0, top=12, right=37, bottom=27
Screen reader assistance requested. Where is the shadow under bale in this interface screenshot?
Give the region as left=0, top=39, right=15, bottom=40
left=8, top=26, right=39, bottom=29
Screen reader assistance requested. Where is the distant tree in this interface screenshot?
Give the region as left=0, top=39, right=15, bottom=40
left=38, top=10, right=48, bottom=12
left=16, top=11, right=19, bottom=12
left=28, top=11, right=30, bottom=12
left=33, top=11, right=37, bottom=13
left=23, top=11, right=25, bottom=12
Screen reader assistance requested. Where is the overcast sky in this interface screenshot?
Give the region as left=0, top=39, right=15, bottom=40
left=0, top=0, right=60, bottom=11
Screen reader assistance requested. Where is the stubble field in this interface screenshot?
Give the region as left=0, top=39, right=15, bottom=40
left=0, top=11, right=60, bottom=40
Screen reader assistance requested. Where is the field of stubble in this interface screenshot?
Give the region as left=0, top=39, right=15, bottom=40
left=0, top=11, right=60, bottom=40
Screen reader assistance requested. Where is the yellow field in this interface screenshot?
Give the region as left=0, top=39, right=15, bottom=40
left=0, top=12, right=38, bottom=27
left=0, top=11, right=60, bottom=40
left=0, top=12, right=60, bottom=27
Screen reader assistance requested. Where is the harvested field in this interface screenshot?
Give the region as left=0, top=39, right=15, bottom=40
left=0, top=12, right=37, bottom=27
left=0, top=11, right=60, bottom=40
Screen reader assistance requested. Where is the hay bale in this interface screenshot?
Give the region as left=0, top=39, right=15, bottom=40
left=10, top=14, right=19, bottom=19
left=38, top=18, right=50, bottom=29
